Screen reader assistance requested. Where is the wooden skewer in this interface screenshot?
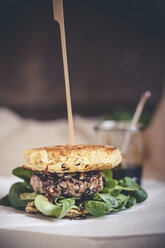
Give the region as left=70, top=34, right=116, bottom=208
left=53, top=0, right=75, bottom=145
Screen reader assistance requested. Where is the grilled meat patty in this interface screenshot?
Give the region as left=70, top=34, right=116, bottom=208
left=30, top=171, right=105, bottom=199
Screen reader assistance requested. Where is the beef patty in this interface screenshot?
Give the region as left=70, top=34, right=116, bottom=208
left=30, top=171, right=105, bottom=199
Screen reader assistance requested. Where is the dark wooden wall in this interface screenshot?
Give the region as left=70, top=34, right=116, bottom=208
left=0, top=0, right=164, bottom=119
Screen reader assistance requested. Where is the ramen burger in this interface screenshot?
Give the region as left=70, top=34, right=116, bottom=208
left=23, top=145, right=122, bottom=218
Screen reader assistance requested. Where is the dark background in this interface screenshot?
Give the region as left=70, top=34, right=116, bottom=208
left=0, top=0, right=164, bottom=119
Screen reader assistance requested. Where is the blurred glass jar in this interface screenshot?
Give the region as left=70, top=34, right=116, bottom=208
left=94, top=120, right=144, bottom=184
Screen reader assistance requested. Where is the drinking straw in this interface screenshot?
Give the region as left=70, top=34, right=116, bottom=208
left=122, top=91, right=151, bottom=155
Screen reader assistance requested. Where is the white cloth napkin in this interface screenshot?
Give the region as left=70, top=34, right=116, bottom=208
left=0, top=108, right=97, bottom=174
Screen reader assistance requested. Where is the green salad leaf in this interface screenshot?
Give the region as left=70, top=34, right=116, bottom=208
left=126, top=196, right=136, bottom=208
left=35, top=195, right=76, bottom=219
left=130, top=187, right=148, bottom=203
left=115, top=184, right=139, bottom=191
left=56, top=198, right=76, bottom=219
left=115, top=194, right=130, bottom=210
left=35, top=195, right=61, bottom=217
left=118, top=177, right=138, bottom=187
left=54, top=196, right=65, bottom=205
left=8, top=182, right=33, bottom=209
left=12, top=167, right=33, bottom=183
left=105, top=179, right=117, bottom=190
left=102, top=187, right=111, bottom=193
left=20, top=192, right=38, bottom=200
left=86, top=200, right=111, bottom=216
left=0, top=195, right=11, bottom=207
left=103, top=169, right=113, bottom=183
left=110, top=189, right=121, bottom=197
left=94, top=193, right=120, bottom=209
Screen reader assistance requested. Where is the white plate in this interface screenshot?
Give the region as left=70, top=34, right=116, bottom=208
left=0, top=176, right=165, bottom=238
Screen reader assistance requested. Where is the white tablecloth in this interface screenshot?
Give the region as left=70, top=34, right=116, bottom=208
left=0, top=108, right=97, bottom=175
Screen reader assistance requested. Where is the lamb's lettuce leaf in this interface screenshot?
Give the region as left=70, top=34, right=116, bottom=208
left=130, top=187, right=148, bottom=203
left=105, top=179, right=117, bottom=190
left=20, top=192, right=38, bottom=200
left=103, top=169, right=113, bottom=182
left=115, top=193, right=130, bottom=210
left=93, top=193, right=120, bottom=209
left=34, top=195, right=76, bottom=219
left=0, top=195, right=11, bottom=207
left=126, top=196, right=136, bottom=208
left=35, top=195, right=61, bottom=217
left=56, top=198, right=76, bottom=219
left=8, top=182, right=33, bottom=209
left=12, top=167, right=33, bottom=183
left=115, top=177, right=139, bottom=191
left=86, top=200, right=111, bottom=216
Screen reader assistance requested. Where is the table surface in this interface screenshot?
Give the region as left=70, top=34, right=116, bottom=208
left=0, top=230, right=165, bottom=248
